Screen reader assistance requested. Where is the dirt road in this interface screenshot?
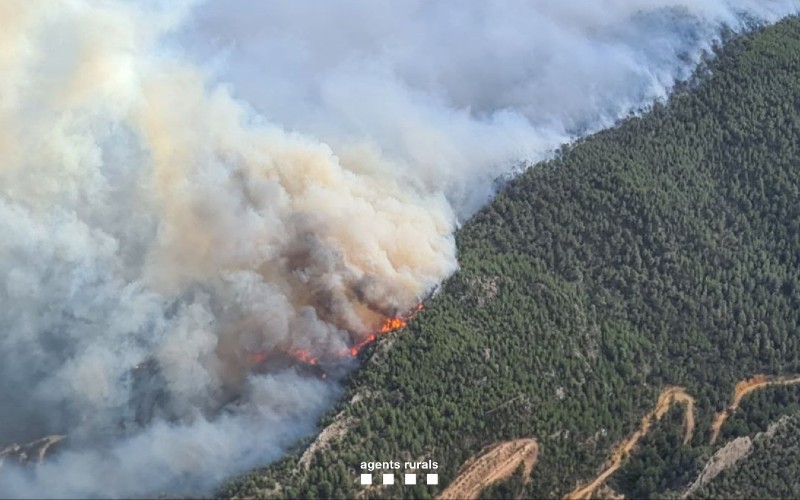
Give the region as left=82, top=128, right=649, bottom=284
left=436, top=374, right=800, bottom=499
left=564, top=387, right=695, bottom=500
left=710, top=374, right=800, bottom=443
left=437, top=438, right=538, bottom=500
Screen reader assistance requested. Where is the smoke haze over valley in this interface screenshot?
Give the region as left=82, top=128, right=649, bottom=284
left=0, top=0, right=798, bottom=497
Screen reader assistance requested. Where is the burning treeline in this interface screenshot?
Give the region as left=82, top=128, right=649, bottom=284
left=248, top=303, right=425, bottom=373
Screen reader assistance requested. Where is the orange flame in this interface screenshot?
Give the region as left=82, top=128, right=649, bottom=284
left=289, top=349, right=319, bottom=365
left=348, top=303, right=423, bottom=356
left=378, top=317, right=407, bottom=334
left=247, top=303, right=424, bottom=367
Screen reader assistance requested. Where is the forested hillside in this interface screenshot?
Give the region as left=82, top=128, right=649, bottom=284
left=224, top=16, right=800, bottom=499
left=694, top=410, right=800, bottom=498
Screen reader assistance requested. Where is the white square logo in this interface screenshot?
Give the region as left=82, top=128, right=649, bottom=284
left=360, top=473, right=372, bottom=485
left=404, top=473, right=417, bottom=485
left=382, top=473, right=395, bottom=485
left=426, top=473, right=438, bottom=485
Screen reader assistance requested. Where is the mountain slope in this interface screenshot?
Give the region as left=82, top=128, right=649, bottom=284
left=224, top=16, right=800, bottom=499
left=692, top=410, right=800, bottom=498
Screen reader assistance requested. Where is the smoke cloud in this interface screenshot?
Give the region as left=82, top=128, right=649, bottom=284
left=0, top=0, right=797, bottom=497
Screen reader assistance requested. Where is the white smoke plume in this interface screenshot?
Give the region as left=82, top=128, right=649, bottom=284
left=0, top=0, right=797, bottom=497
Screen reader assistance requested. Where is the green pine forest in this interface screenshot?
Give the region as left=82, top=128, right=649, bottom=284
left=223, top=16, right=800, bottom=499
left=694, top=405, right=800, bottom=498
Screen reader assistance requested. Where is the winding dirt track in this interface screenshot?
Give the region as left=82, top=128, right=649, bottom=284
left=710, top=374, right=800, bottom=444
left=437, top=438, right=538, bottom=500
left=564, top=387, right=695, bottom=500
left=437, top=375, right=800, bottom=499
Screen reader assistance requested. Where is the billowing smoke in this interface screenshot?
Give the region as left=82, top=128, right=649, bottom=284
left=180, top=0, right=800, bottom=216
left=0, top=0, right=796, bottom=497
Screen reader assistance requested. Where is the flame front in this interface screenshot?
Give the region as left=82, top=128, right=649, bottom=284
left=289, top=349, right=319, bottom=365
left=378, top=317, right=407, bottom=334
left=247, top=304, right=424, bottom=369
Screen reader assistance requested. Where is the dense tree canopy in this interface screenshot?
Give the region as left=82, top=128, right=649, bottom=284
left=693, top=410, right=800, bottom=498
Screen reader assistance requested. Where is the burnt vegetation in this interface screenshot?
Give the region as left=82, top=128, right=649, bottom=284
left=224, top=16, right=800, bottom=499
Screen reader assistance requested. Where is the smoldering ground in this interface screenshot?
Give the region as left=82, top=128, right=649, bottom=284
left=0, top=0, right=797, bottom=497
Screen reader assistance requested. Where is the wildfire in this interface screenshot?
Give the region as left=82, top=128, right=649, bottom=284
left=348, top=334, right=377, bottom=357
left=370, top=303, right=423, bottom=339
left=346, top=303, right=424, bottom=357
left=289, top=349, right=319, bottom=365
left=247, top=303, right=424, bottom=370
left=378, top=317, right=407, bottom=333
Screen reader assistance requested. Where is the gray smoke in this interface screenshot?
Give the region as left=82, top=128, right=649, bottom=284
left=181, top=0, right=799, bottom=216
left=0, top=0, right=797, bottom=498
